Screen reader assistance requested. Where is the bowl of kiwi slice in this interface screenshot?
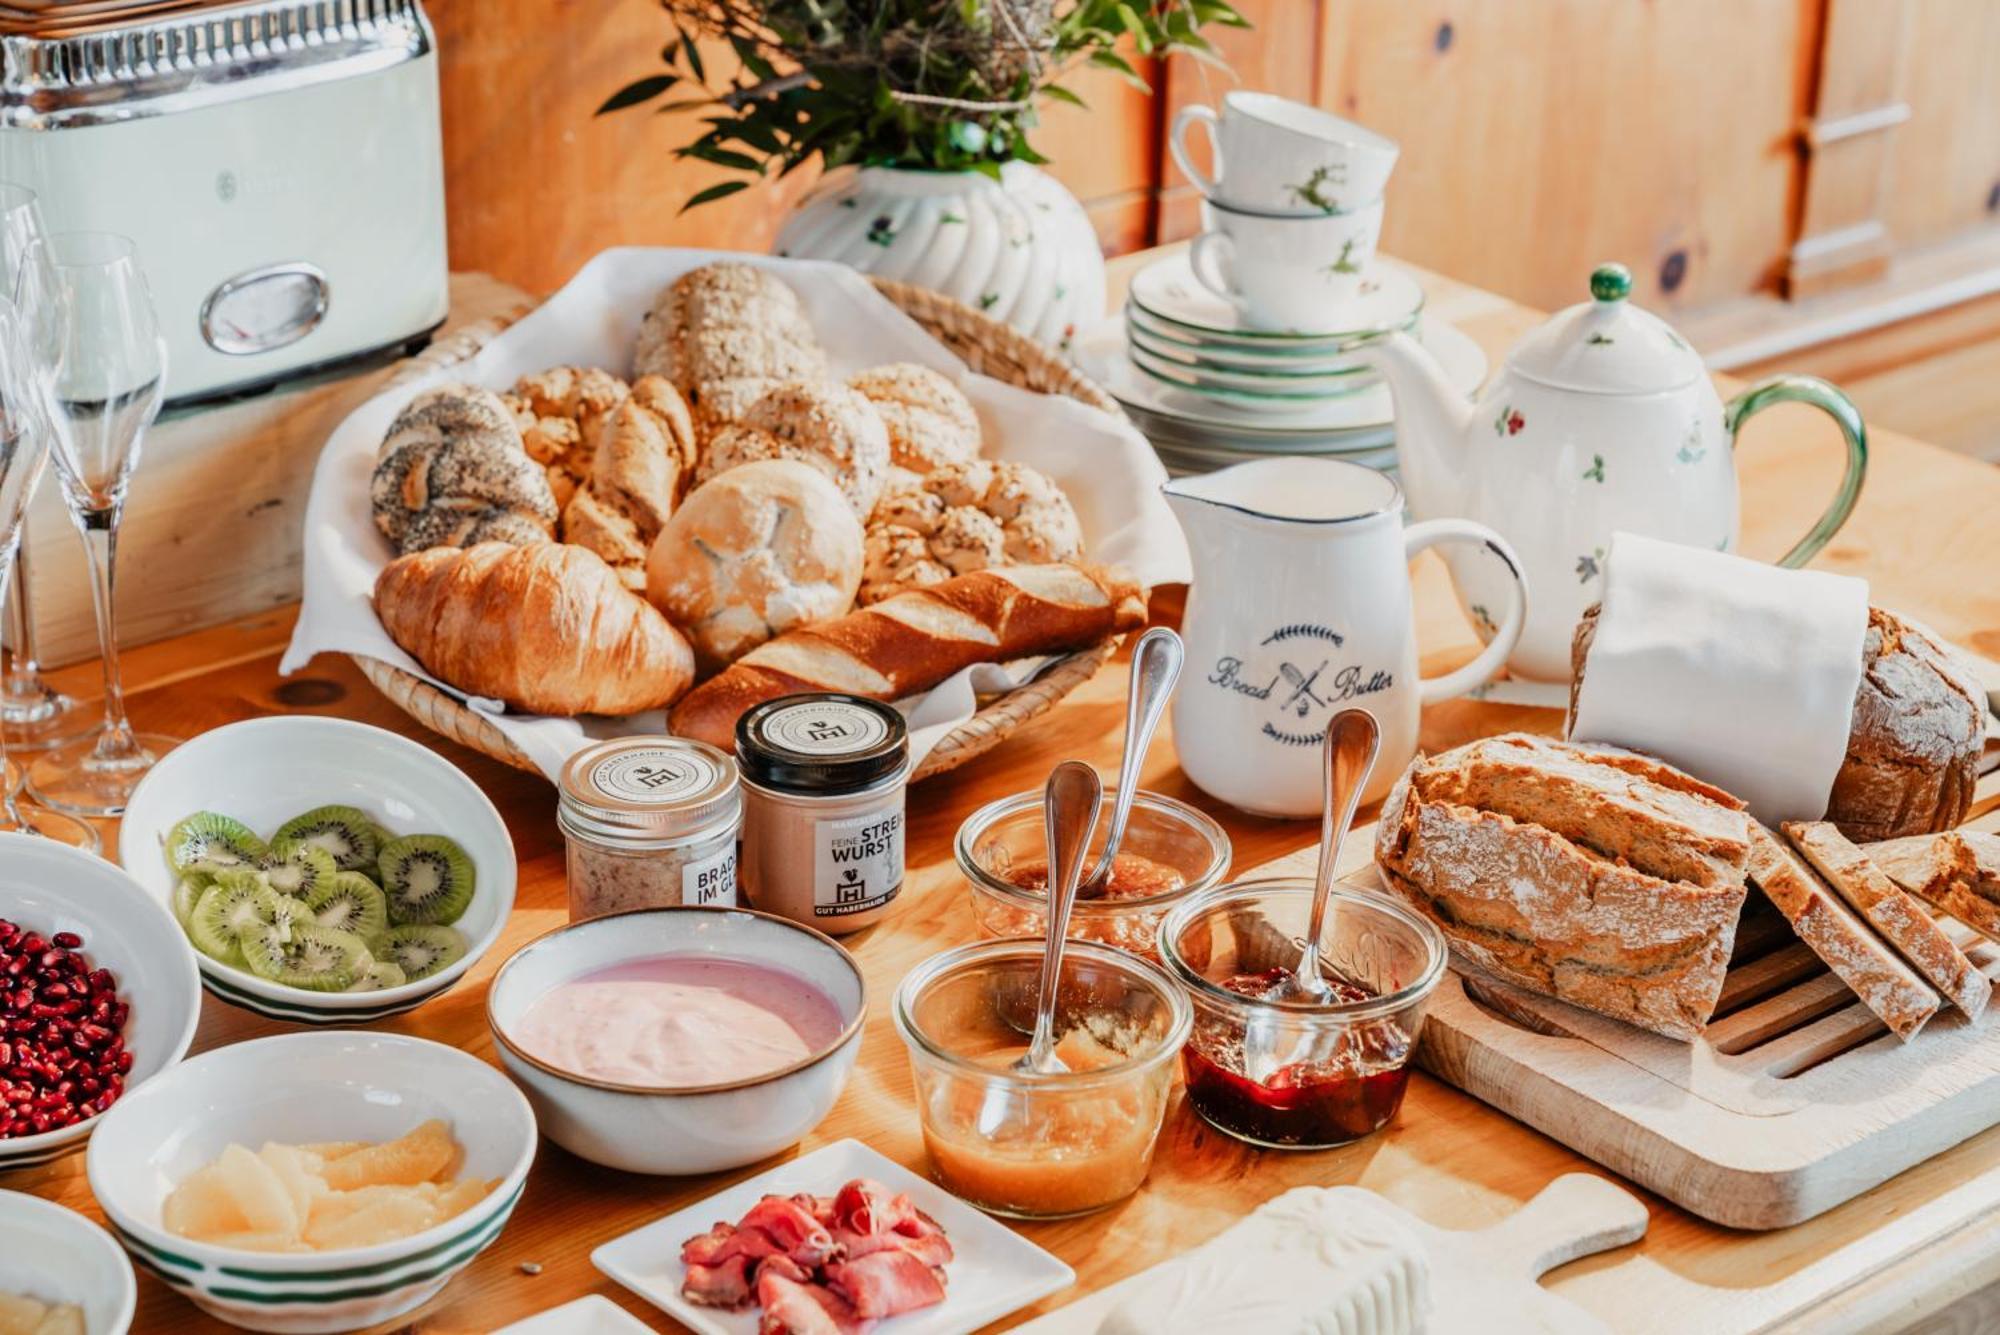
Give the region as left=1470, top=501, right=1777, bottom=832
left=116, top=717, right=516, bottom=1024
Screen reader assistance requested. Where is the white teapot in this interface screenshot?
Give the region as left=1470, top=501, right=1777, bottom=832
left=1356, top=263, right=1867, bottom=681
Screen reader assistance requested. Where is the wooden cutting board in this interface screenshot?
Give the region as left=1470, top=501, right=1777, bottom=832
left=1015, top=1173, right=1649, bottom=1333
left=1254, top=773, right=2000, bottom=1231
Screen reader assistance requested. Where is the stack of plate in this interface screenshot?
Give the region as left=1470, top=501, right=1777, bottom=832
left=1076, top=254, right=1488, bottom=476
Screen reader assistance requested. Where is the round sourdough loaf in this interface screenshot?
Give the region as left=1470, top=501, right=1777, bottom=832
left=646, top=458, right=864, bottom=673
left=1570, top=604, right=1983, bottom=842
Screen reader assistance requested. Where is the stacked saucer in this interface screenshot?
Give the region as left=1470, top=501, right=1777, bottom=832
left=1077, top=254, right=1488, bottom=476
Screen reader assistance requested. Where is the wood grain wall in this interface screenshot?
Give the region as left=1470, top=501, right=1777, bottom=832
left=430, top=0, right=2000, bottom=322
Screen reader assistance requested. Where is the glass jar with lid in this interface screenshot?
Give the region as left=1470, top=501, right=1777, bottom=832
left=558, top=737, right=742, bottom=922
left=736, top=693, right=911, bottom=935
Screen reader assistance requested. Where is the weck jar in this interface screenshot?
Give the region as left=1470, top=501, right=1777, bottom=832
left=736, top=694, right=911, bottom=936
left=558, top=737, right=742, bottom=922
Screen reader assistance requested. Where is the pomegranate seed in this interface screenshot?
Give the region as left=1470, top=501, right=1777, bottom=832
left=0, top=916, right=128, bottom=1139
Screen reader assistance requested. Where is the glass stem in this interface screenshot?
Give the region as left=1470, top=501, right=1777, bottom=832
left=0, top=538, right=19, bottom=825
left=73, top=503, right=139, bottom=761
left=2, top=533, right=37, bottom=694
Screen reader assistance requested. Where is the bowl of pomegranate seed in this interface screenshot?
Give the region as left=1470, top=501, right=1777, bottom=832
left=0, top=833, right=202, bottom=1171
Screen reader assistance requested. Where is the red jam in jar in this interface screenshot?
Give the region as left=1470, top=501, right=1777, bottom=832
left=1181, top=968, right=1415, bottom=1148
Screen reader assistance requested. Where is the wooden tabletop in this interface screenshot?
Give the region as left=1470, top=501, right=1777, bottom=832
left=15, top=249, right=2000, bottom=1334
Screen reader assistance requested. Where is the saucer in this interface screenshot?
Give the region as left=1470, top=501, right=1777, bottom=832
left=1125, top=315, right=1376, bottom=378
left=1128, top=253, right=1425, bottom=344
left=1127, top=339, right=1376, bottom=401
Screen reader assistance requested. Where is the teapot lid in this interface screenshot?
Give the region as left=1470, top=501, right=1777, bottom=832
left=1505, top=263, right=1705, bottom=395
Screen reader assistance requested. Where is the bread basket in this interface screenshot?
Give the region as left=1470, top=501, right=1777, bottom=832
left=352, top=276, right=1129, bottom=783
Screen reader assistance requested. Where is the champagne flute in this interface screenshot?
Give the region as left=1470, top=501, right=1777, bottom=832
left=0, top=292, right=98, bottom=850
left=0, top=181, right=83, bottom=750
left=22, top=232, right=178, bottom=817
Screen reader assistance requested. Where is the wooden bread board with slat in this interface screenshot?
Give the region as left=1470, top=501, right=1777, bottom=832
left=1250, top=770, right=2000, bottom=1231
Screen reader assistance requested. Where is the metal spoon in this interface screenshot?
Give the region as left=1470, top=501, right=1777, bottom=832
left=1276, top=708, right=1382, bottom=1005
left=1081, top=627, right=1183, bottom=899
left=1012, top=759, right=1104, bottom=1076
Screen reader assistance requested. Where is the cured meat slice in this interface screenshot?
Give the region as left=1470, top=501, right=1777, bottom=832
left=756, top=1269, right=872, bottom=1335
left=741, top=1194, right=840, bottom=1267
left=825, top=1249, right=949, bottom=1319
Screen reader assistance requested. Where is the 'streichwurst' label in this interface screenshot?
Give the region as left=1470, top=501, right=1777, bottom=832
left=812, top=809, right=904, bottom=917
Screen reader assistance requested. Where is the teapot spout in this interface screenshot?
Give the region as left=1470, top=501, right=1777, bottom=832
left=1353, top=330, right=1476, bottom=519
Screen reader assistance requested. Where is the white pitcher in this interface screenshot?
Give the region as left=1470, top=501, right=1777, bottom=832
left=1164, top=457, right=1528, bottom=817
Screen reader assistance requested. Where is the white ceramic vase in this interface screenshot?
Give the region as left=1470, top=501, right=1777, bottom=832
left=775, top=162, right=1107, bottom=351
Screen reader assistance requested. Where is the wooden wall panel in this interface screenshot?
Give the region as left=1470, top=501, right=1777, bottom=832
left=1883, top=1, right=2000, bottom=252
left=1310, top=0, right=1818, bottom=315
left=428, top=1, right=1158, bottom=294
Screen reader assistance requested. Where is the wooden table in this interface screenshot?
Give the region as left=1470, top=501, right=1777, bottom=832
left=16, top=249, right=2000, bottom=1334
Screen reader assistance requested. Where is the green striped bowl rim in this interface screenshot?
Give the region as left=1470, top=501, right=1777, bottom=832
left=198, top=966, right=457, bottom=1024
left=113, top=1180, right=521, bottom=1305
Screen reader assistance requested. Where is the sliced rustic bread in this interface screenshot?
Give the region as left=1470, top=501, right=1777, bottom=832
left=1783, top=821, right=1991, bottom=1020
left=1375, top=735, right=1750, bottom=1041
left=1744, top=824, right=1939, bottom=1041
left=1865, top=831, right=2000, bottom=942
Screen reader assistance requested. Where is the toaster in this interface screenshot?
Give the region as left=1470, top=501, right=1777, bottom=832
left=0, top=0, right=449, bottom=405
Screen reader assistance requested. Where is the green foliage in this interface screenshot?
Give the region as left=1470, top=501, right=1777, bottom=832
left=599, top=1, right=1245, bottom=205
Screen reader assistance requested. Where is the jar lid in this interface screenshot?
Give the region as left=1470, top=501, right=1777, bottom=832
left=558, top=737, right=741, bottom=844
left=737, top=694, right=910, bottom=795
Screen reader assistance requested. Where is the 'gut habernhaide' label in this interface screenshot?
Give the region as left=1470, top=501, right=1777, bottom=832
left=812, top=809, right=904, bottom=918
left=681, top=842, right=738, bottom=908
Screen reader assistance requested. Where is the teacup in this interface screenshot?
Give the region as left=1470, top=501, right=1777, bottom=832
left=1188, top=197, right=1385, bottom=333
left=1170, top=91, right=1399, bottom=215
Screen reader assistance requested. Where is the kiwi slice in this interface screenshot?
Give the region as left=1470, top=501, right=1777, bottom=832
left=304, top=872, right=390, bottom=942
left=188, top=873, right=294, bottom=963
left=240, top=922, right=371, bottom=992
left=171, top=871, right=215, bottom=927
left=166, top=812, right=266, bottom=874
left=272, top=806, right=382, bottom=873
left=377, top=835, right=475, bottom=926
left=257, top=842, right=340, bottom=899
left=345, top=959, right=408, bottom=993
left=378, top=925, right=467, bottom=982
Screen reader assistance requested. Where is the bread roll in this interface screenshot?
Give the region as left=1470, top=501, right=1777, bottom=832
left=562, top=376, right=699, bottom=589
left=503, top=366, right=630, bottom=509
left=861, top=459, right=1084, bottom=604
left=374, top=543, right=694, bottom=717
left=848, top=363, right=982, bottom=474
left=1570, top=604, right=1984, bottom=842
left=370, top=384, right=558, bottom=555
left=668, top=563, right=1147, bottom=748
left=696, top=379, right=890, bottom=519
left=1375, top=734, right=1752, bottom=1041
left=646, top=459, right=864, bottom=674
left=632, top=263, right=826, bottom=432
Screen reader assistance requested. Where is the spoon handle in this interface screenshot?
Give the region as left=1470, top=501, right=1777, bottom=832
left=1088, top=627, right=1184, bottom=889
left=1299, top=709, right=1382, bottom=986
left=1029, top=760, right=1103, bottom=1064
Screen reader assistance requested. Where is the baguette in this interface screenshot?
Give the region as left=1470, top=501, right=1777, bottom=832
left=1865, top=831, right=2000, bottom=942
left=1783, top=821, right=1990, bottom=1020
left=667, top=563, right=1147, bottom=748
left=1375, top=736, right=1750, bottom=1041
left=1744, top=824, right=1939, bottom=1041
left=373, top=542, right=695, bottom=717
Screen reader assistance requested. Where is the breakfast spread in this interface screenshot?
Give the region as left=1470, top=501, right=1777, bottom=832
left=161, top=1120, right=495, bottom=1253
left=509, top=955, right=843, bottom=1086
left=165, top=807, right=473, bottom=992
left=559, top=737, right=744, bottom=920
left=0, top=1293, right=83, bottom=1335
left=679, top=1178, right=953, bottom=1323
left=0, top=919, right=128, bottom=1139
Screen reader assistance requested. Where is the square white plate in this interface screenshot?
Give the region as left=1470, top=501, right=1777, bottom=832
left=493, top=1295, right=657, bottom=1334
left=592, top=1139, right=1076, bottom=1335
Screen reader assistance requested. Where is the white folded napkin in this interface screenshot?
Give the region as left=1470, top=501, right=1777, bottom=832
left=279, top=247, right=1191, bottom=781
left=1568, top=531, right=1868, bottom=824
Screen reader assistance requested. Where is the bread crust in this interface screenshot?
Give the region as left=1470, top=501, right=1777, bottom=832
left=1373, top=735, right=1750, bottom=1041
left=667, top=563, right=1146, bottom=747
left=1866, top=831, right=2000, bottom=942
left=374, top=542, right=695, bottom=717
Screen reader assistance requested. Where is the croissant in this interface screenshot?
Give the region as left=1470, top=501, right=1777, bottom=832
left=373, top=543, right=695, bottom=717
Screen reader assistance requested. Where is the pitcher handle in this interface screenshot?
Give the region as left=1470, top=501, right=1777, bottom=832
left=1169, top=104, right=1222, bottom=197
left=1405, top=519, right=1529, bottom=706
left=1724, top=374, right=1868, bottom=569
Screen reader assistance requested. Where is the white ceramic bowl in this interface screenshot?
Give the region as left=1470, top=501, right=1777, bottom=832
left=86, top=1030, right=536, bottom=1333
left=0, top=834, right=201, bottom=1171
left=0, top=1189, right=136, bottom=1333
left=117, top=717, right=516, bottom=1024
left=487, top=907, right=866, bottom=1175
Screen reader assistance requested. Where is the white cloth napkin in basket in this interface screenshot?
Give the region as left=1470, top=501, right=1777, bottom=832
left=280, top=248, right=1191, bottom=779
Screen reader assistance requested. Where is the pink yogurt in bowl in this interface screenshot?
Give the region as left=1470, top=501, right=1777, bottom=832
left=488, top=907, right=866, bottom=1175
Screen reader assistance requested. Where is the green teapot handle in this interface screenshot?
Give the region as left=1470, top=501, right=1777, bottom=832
left=1724, top=374, right=1868, bottom=569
